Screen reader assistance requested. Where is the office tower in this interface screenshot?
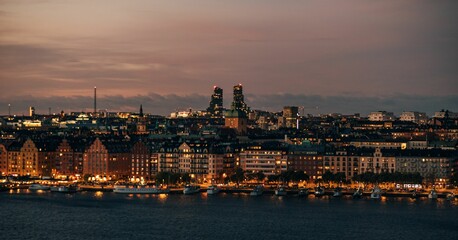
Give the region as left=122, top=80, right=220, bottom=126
left=231, top=84, right=249, bottom=114
left=207, top=86, right=223, bottom=116
left=29, top=106, right=35, bottom=117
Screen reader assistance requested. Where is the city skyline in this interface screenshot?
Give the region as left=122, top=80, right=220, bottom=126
left=0, top=0, right=457, bottom=115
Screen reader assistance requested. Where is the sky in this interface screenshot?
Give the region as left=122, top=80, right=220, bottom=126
left=0, top=0, right=457, bottom=116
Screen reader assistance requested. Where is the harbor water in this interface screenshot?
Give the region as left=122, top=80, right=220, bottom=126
left=1, top=190, right=457, bottom=240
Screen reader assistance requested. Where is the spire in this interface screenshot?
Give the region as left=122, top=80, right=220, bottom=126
left=139, top=104, right=144, bottom=117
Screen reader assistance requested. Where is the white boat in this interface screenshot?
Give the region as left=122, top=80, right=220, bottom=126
left=332, top=187, right=343, bottom=198
left=298, top=188, right=309, bottom=197
left=183, top=184, right=201, bottom=195
left=353, top=187, right=363, bottom=199
left=275, top=186, right=287, bottom=196
left=370, top=185, right=382, bottom=199
left=250, top=185, right=264, bottom=196
left=51, top=185, right=78, bottom=193
left=428, top=189, right=438, bottom=199
left=113, top=185, right=164, bottom=194
left=206, top=185, right=221, bottom=195
left=29, top=183, right=50, bottom=191
left=314, top=186, right=325, bottom=197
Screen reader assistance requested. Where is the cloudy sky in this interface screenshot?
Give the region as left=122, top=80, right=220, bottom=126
left=0, top=0, right=457, bottom=116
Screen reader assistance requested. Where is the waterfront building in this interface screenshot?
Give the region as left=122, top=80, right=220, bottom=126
left=395, top=149, right=456, bottom=183
left=131, top=140, right=151, bottom=179
left=157, top=142, right=181, bottom=173
left=6, top=138, right=57, bottom=177
left=0, top=142, right=9, bottom=175
left=207, top=145, right=226, bottom=181
left=240, top=142, right=287, bottom=176
left=359, top=148, right=396, bottom=174
left=83, top=138, right=131, bottom=179
left=54, top=137, right=88, bottom=177
left=323, top=148, right=360, bottom=180
left=178, top=141, right=211, bottom=179
left=55, top=139, right=76, bottom=176
left=6, top=141, right=22, bottom=175
left=287, top=142, right=324, bottom=180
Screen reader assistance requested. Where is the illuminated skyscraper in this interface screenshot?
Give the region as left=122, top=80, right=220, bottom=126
left=207, top=86, right=223, bottom=116
left=225, top=84, right=249, bottom=135
left=231, top=84, right=249, bottom=114
left=29, top=106, right=35, bottom=117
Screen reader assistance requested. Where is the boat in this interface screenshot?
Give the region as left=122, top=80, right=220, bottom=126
left=275, top=186, right=287, bottom=196
left=332, top=187, right=343, bottom=198
left=298, top=188, right=309, bottom=197
left=113, top=185, right=164, bottom=194
left=446, top=192, right=455, bottom=201
left=370, top=185, right=382, bottom=199
left=51, top=184, right=78, bottom=193
left=250, top=185, right=264, bottom=196
left=183, top=184, right=201, bottom=195
left=353, top=187, right=363, bottom=199
left=411, top=189, right=418, bottom=199
left=206, top=185, right=221, bottom=195
left=428, top=189, right=438, bottom=199
left=29, top=183, right=51, bottom=191
left=314, top=186, right=325, bottom=197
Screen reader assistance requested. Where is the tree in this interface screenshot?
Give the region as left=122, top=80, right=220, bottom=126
left=322, top=171, right=334, bottom=183
left=230, top=167, right=245, bottom=185
left=255, top=172, right=265, bottom=182
left=450, top=174, right=458, bottom=186
left=291, top=171, right=309, bottom=182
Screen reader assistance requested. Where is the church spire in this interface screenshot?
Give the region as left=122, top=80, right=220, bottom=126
left=139, top=104, right=144, bottom=117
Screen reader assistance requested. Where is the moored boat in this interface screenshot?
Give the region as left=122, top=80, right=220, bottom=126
left=446, top=192, right=455, bottom=201
left=206, top=185, right=221, bottom=195
left=332, top=187, right=343, bottom=198
left=314, top=186, right=325, bottom=197
left=353, top=187, right=363, bottom=199
left=29, top=183, right=51, bottom=191
left=370, top=185, right=382, bottom=199
left=411, top=189, right=419, bottom=199
left=183, top=184, right=201, bottom=195
left=428, top=189, right=438, bottom=199
left=275, top=186, right=287, bottom=196
left=250, top=185, right=264, bottom=196
left=298, top=188, right=309, bottom=197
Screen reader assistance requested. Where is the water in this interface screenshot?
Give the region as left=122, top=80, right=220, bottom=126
left=1, top=190, right=457, bottom=240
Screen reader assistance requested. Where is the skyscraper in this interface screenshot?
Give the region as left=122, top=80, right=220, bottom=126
left=231, top=84, right=249, bottom=114
left=207, top=86, right=223, bottom=116
left=225, top=84, right=249, bottom=135
left=29, top=106, right=35, bottom=117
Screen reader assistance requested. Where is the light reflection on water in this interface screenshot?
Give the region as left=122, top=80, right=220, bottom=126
left=1, top=190, right=457, bottom=240
left=94, top=191, right=103, bottom=199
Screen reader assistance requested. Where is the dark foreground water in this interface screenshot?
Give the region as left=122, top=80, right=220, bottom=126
left=1, top=190, right=457, bottom=240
